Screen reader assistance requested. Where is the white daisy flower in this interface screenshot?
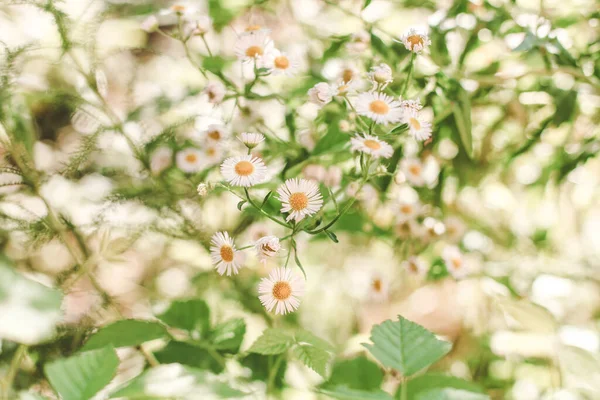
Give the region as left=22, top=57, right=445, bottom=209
left=442, top=245, right=468, bottom=279
left=307, top=82, right=334, bottom=107
left=258, top=267, right=305, bottom=315
left=303, top=164, right=327, bottom=182
left=404, top=109, right=433, bottom=141
left=445, top=216, right=467, bottom=243
left=368, top=63, right=393, bottom=87
left=346, top=30, right=371, bottom=53
left=203, top=81, right=225, bottom=104
left=203, top=124, right=228, bottom=143
left=242, top=25, right=271, bottom=35
left=176, top=148, right=204, bottom=173
left=400, top=98, right=423, bottom=112
left=203, top=143, right=225, bottom=166
left=368, top=272, right=389, bottom=303
left=210, top=232, right=241, bottom=276
left=255, top=235, right=281, bottom=263
left=324, top=166, right=342, bottom=187
left=220, top=155, right=267, bottom=187
left=355, top=92, right=403, bottom=124
left=277, top=178, right=323, bottom=222
left=234, top=30, right=274, bottom=63
left=333, top=79, right=360, bottom=97
left=400, top=157, right=426, bottom=186
left=350, top=134, right=394, bottom=159
left=150, top=146, right=173, bottom=175
left=400, top=28, right=431, bottom=53
left=262, top=49, right=299, bottom=76
left=396, top=199, right=421, bottom=222
left=403, top=256, right=428, bottom=277
left=238, top=132, right=265, bottom=149
left=394, top=218, right=421, bottom=239
left=422, top=217, right=446, bottom=241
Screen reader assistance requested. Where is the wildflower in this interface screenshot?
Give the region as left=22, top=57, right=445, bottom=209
left=404, top=109, right=433, bottom=141
left=186, top=15, right=212, bottom=36
left=277, top=178, right=323, bottom=222
left=400, top=157, right=426, bottom=186
left=368, top=63, right=393, bottom=87
left=210, top=232, right=241, bottom=276
left=203, top=124, right=228, bottom=143
left=400, top=98, right=423, bottom=112
left=176, top=148, right=204, bottom=173
left=197, top=183, right=209, bottom=196
left=442, top=245, right=468, bottom=279
left=141, top=15, right=159, bottom=33
left=258, top=267, right=305, bottom=314
left=396, top=199, right=421, bottom=222
left=203, top=81, right=225, bottom=104
left=403, top=256, right=428, bottom=277
left=150, top=146, right=172, bottom=175
left=262, top=49, right=299, bottom=76
left=220, top=155, right=267, bottom=187
left=350, top=134, right=393, bottom=159
left=400, top=28, right=431, bottom=53
left=307, top=82, right=333, bottom=107
left=346, top=30, right=371, bottom=53
left=234, top=30, right=274, bottom=63
left=255, top=235, right=281, bottom=263
left=238, top=132, right=265, bottom=149
left=355, top=92, right=403, bottom=124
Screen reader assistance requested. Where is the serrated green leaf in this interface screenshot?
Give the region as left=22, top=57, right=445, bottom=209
left=249, top=329, right=294, bottom=355
left=158, top=299, right=210, bottom=334
left=295, top=329, right=335, bottom=352
left=415, top=388, right=489, bottom=400
left=292, top=342, right=333, bottom=378
left=326, top=356, right=383, bottom=391
left=81, top=320, right=169, bottom=351
left=210, top=318, right=245, bottom=352
left=362, top=316, right=451, bottom=377
left=318, top=386, right=393, bottom=400
left=45, top=347, right=119, bottom=400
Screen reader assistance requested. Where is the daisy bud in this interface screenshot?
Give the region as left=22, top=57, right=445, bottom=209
left=369, top=63, right=393, bottom=86
left=376, top=165, right=388, bottom=175
left=238, top=132, right=265, bottom=149
left=141, top=15, right=159, bottom=33
left=307, top=82, right=333, bottom=107
left=255, top=235, right=280, bottom=263
left=197, top=183, right=209, bottom=196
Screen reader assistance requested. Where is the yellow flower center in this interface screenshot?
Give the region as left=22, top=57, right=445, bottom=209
left=342, top=68, right=354, bottom=83
left=452, top=257, right=462, bottom=269
left=208, top=130, right=221, bottom=140
left=234, top=161, right=255, bottom=176
left=272, top=281, right=292, bottom=300
left=220, top=245, right=234, bottom=262
left=207, top=148, right=216, bottom=157
left=274, top=56, right=290, bottom=70
left=400, top=204, right=413, bottom=214
left=407, top=35, right=424, bottom=47
left=372, top=279, right=382, bottom=292
left=289, top=192, right=308, bottom=211
left=171, top=5, right=186, bottom=12
left=408, top=261, right=419, bottom=273
left=363, top=139, right=381, bottom=150
left=369, top=100, right=389, bottom=115
left=245, top=25, right=262, bottom=32
left=185, top=153, right=198, bottom=163
left=408, top=164, right=421, bottom=175
left=409, top=117, right=421, bottom=131
left=245, top=46, right=263, bottom=58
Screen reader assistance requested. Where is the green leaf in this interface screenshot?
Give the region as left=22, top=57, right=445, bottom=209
left=398, top=373, right=486, bottom=400
left=313, top=126, right=349, bottom=155
left=553, top=90, right=578, bottom=126
left=153, top=341, right=224, bottom=373
left=323, top=36, right=351, bottom=60
left=325, top=230, right=339, bottom=243
left=158, top=299, right=210, bottom=334
left=326, top=356, right=383, bottom=391
left=362, top=316, right=451, bottom=377
left=295, top=329, right=335, bottom=352
left=390, top=123, right=409, bottom=134
left=0, top=257, right=62, bottom=344
left=248, top=328, right=294, bottom=355
left=452, top=88, right=473, bottom=159
left=241, top=353, right=288, bottom=389
left=82, top=320, right=169, bottom=351
left=370, top=33, right=389, bottom=58
left=237, top=200, right=246, bottom=211
left=363, top=0, right=373, bottom=9
left=260, top=191, right=273, bottom=208
left=318, top=386, right=394, bottom=400
left=209, top=318, right=246, bottom=352
left=415, top=389, right=489, bottom=400
left=293, top=342, right=332, bottom=378
left=202, top=56, right=228, bottom=74
left=45, top=347, right=119, bottom=400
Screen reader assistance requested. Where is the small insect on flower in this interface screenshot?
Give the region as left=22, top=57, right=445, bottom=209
left=203, top=124, right=228, bottom=143
left=203, top=81, right=226, bottom=104
left=368, top=63, right=393, bottom=87
left=176, top=148, right=204, bottom=173
left=220, top=155, right=267, bottom=187
left=350, top=134, right=394, bottom=159
left=234, top=30, right=274, bottom=63
left=262, top=49, right=299, bottom=76
left=238, top=132, right=265, bottom=149
left=404, top=109, right=433, bottom=141
left=210, top=232, right=241, bottom=276
left=258, top=267, right=305, bottom=314
left=442, top=245, right=469, bottom=279
left=255, top=235, right=281, bottom=263
left=277, top=178, right=323, bottom=222
left=150, top=146, right=173, bottom=175
left=355, top=92, right=403, bottom=125
left=307, top=82, right=334, bottom=107
left=400, top=28, right=431, bottom=53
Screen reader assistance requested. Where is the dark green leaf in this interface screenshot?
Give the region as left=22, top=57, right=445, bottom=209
left=326, top=356, right=383, bottom=391
left=323, top=36, right=351, bottom=60
left=153, top=341, right=224, bottom=373
left=237, top=200, right=246, bottom=211
left=158, top=299, right=210, bottom=334
left=553, top=90, right=578, bottom=126
left=325, top=230, right=339, bottom=243
left=318, top=386, right=393, bottom=400
left=81, top=320, right=169, bottom=351
left=370, top=33, right=389, bottom=58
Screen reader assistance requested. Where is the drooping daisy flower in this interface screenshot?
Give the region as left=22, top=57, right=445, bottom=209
left=220, top=155, right=267, bottom=187
left=404, top=109, right=433, bottom=141
left=400, top=157, right=426, bottom=186
left=176, top=148, right=204, bottom=173
left=350, top=134, right=394, bottom=159
left=150, top=146, right=173, bottom=175
left=210, top=232, right=241, bottom=276
left=355, top=92, right=403, bottom=124
left=368, top=63, right=393, bottom=87
left=203, top=81, right=225, bottom=104
left=400, top=28, right=431, bottom=53
left=262, top=49, right=299, bottom=76
left=203, top=124, right=228, bottom=143
left=307, top=82, right=333, bottom=107
left=403, top=256, right=428, bottom=277
left=277, top=178, right=323, bottom=222
left=234, top=30, right=274, bottom=63
left=258, top=267, right=305, bottom=314
left=442, top=245, right=468, bottom=279
left=255, top=235, right=281, bottom=263
left=238, top=132, right=265, bottom=149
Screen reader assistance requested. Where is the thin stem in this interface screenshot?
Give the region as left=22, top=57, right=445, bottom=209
left=267, top=355, right=283, bottom=393
left=0, top=344, right=27, bottom=399
left=401, top=53, right=416, bottom=98
left=243, top=188, right=291, bottom=229
left=200, top=34, right=213, bottom=57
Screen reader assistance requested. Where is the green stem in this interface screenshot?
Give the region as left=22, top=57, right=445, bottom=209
left=401, top=53, right=416, bottom=98
left=0, top=344, right=27, bottom=399
left=400, top=378, right=408, bottom=400
left=244, top=188, right=291, bottom=229
left=267, top=355, right=283, bottom=394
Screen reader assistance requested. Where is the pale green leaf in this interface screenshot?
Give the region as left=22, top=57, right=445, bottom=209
left=45, top=346, right=119, bottom=400
left=318, top=386, right=393, bottom=400
left=292, top=342, right=333, bottom=378
left=210, top=318, right=246, bottom=352
left=248, top=329, right=294, bottom=355
left=362, top=316, right=451, bottom=377
left=82, top=320, right=169, bottom=351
